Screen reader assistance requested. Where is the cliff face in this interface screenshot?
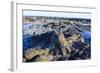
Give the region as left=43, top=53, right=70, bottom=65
left=23, top=16, right=91, bottom=62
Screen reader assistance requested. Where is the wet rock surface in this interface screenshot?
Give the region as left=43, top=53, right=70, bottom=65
left=23, top=16, right=91, bottom=62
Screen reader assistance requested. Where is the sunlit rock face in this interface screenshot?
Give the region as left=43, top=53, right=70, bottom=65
left=23, top=16, right=91, bottom=62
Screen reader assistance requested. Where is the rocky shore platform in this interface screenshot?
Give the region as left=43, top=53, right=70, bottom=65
left=23, top=16, right=91, bottom=62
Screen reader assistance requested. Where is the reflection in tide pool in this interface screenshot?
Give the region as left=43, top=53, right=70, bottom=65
left=82, top=31, right=91, bottom=44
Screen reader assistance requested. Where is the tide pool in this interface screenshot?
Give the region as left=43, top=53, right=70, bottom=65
left=82, top=31, right=91, bottom=44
